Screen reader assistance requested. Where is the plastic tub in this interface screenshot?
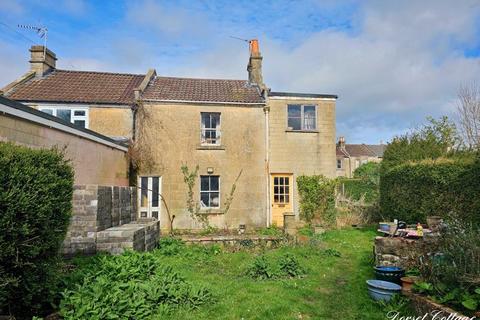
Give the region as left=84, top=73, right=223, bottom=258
left=374, top=266, right=405, bottom=284
left=367, top=280, right=402, bottom=302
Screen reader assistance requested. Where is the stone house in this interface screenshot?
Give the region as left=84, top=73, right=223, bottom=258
left=336, top=136, right=386, bottom=178
left=2, top=40, right=337, bottom=231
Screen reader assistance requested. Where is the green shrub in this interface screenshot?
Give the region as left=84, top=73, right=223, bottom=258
left=338, top=178, right=379, bottom=204
left=297, top=175, right=337, bottom=224
left=0, top=142, right=74, bottom=317
left=156, top=236, right=186, bottom=256
left=278, top=253, right=305, bottom=278
left=246, top=255, right=277, bottom=280
left=379, top=157, right=480, bottom=224
left=354, top=162, right=380, bottom=185
left=60, top=251, right=212, bottom=319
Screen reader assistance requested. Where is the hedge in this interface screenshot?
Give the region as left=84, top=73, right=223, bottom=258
left=338, top=178, right=379, bottom=204
left=379, top=157, right=480, bottom=224
left=0, top=142, right=74, bottom=317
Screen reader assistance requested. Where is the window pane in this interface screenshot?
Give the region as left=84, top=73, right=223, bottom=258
left=41, top=109, right=53, bottom=115
left=201, top=176, right=209, bottom=191
left=57, top=109, right=71, bottom=122
left=74, top=110, right=86, bottom=116
left=274, top=186, right=279, bottom=194
left=304, top=106, right=316, bottom=130
left=152, top=211, right=158, bottom=219
left=210, top=176, right=219, bottom=191
left=274, top=194, right=279, bottom=202
left=285, top=177, right=289, bottom=185
left=279, top=177, right=284, bottom=185
left=279, top=186, right=284, bottom=194
left=141, top=177, right=148, bottom=207
left=200, top=193, right=209, bottom=207
left=210, top=192, right=219, bottom=207
left=274, top=177, right=279, bottom=185
left=73, top=120, right=86, bottom=128
left=288, top=117, right=301, bottom=130
left=288, top=105, right=301, bottom=117
left=141, top=211, right=147, bottom=218
left=152, top=177, right=159, bottom=207
left=279, top=195, right=285, bottom=203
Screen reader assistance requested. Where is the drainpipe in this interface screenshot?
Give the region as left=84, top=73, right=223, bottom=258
left=263, top=89, right=271, bottom=227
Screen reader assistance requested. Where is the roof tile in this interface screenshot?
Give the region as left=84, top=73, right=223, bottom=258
left=6, top=70, right=144, bottom=105
left=142, top=76, right=264, bottom=104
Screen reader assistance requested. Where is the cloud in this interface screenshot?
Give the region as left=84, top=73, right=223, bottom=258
left=1, top=0, right=480, bottom=144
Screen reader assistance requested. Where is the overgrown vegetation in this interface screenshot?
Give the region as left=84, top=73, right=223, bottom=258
left=0, top=142, right=74, bottom=318
left=297, top=174, right=337, bottom=225
left=379, top=116, right=479, bottom=224
left=60, top=251, right=213, bottom=319
left=412, top=218, right=480, bottom=314
left=181, top=164, right=242, bottom=229
left=55, top=228, right=387, bottom=319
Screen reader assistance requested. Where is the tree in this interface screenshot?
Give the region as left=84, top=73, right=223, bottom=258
left=456, top=82, right=480, bottom=150
left=382, top=116, right=459, bottom=170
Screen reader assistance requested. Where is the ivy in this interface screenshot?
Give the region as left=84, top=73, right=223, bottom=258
left=296, top=175, right=337, bottom=225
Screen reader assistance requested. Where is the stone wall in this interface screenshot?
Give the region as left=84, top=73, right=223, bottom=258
left=374, top=236, right=421, bottom=268
left=63, top=184, right=137, bottom=256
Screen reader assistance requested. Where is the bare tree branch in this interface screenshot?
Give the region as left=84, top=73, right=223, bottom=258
left=456, top=82, right=480, bottom=150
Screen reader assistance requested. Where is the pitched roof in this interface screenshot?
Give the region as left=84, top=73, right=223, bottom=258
left=336, top=144, right=378, bottom=157
left=365, top=144, right=387, bottom=157
left=142, top=76, right=264, bottom=104
left=5, top=70, right=145, bottom=105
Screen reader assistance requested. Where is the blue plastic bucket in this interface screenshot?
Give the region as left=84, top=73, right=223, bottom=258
left=366, top=280, right=402, bottom=302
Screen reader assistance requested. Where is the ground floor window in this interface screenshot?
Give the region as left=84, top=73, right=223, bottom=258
left=337, top=159, right=343, bottom=169
left=200, top=175, right=220, bottom=208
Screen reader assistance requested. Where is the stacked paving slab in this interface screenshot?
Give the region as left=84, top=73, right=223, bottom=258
left=63, top=185, right=159, bottom=256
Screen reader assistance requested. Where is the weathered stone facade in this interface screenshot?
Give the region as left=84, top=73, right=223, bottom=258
left=138, top=103, right=268, bottom=232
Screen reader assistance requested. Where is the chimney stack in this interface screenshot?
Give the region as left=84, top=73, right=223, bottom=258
left=30, top=45, right=56, bottom=77
left=338, top=136, right=346, bottom=149
left=247, top=39, right=265, bottom=89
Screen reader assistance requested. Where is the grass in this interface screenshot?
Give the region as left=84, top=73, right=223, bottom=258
left=60, top=228, right=389, bottom=319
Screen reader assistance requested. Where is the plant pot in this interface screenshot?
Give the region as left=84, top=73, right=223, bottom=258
left=367, top=280, right=402, bottom=302
left=374, top=266, right=405, bottom=284
left=426, top=216, right=443, bottom=230
left=400, top=276, right=419, bottom=292
left=379, top=222, right=390, bottom=232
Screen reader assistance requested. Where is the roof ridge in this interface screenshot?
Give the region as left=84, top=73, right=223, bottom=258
left=55, top=69, right=145, bottom=77
left=154, top=75, right=248, bottom=82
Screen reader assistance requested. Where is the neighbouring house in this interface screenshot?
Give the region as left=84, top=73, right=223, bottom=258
left=2, top=40, right=337, bottom=232
left=335, top=136, right=386, bottom=178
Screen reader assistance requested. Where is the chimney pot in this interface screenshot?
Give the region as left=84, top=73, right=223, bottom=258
left=29, top=45, right=56, bottom=77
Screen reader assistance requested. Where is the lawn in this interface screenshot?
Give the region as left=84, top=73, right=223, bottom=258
left=59, top=228, right=388, bottom=319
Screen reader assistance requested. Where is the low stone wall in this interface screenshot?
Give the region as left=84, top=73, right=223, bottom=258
left=96, top=220, right=160, bottom=255
left=180, top=235, right=281, bottom=248
left=63, top=184, right=137, bottom=256
left=405, top=291, right=478, bottom=320
left=374, top=233, right=440, bottom=268
left=374, top=236, right=422, bottom=268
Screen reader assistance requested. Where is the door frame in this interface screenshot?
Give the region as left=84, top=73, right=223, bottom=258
left=137, top=176, right=162, bottom=219
left=269, top=173, right=294, bottom=227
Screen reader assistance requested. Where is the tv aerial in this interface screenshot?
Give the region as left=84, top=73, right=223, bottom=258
left=18, top=24, right=48, bottom=58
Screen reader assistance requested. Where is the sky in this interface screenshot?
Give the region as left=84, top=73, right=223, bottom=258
left=1, top=0, right=480, bottom=144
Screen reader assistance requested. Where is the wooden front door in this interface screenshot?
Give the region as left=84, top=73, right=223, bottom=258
left=271, top=174, right=293, bottom=227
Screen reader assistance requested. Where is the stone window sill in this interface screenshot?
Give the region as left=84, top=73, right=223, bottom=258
left=285, top=130, right=319, bottom=133
left=197, top=209, right=224, bottom=215
left=196, top=145, right=225, bottom=150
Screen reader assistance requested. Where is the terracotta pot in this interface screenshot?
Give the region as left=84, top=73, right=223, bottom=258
left=401, top=276, right=419, bottom=292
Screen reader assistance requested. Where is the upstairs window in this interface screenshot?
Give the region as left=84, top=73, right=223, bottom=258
left=200, top=175, right=220, bottom=208
left=201, top=112, right=221, bottom=145
left=287, top=105, right=316, bottom=131
left=40, top=107, right=88, bottom=128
